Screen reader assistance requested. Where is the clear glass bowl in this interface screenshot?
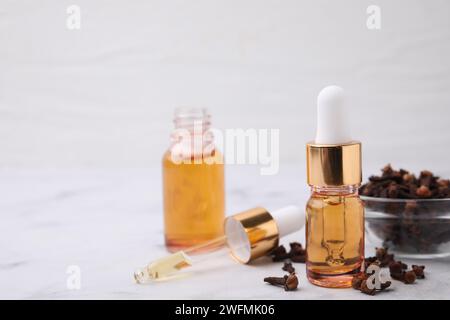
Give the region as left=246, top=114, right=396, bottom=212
left=362, top=196, right=450, bottom=259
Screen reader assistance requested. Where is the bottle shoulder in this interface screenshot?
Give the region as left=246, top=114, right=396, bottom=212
left=162, top=145, right=223, bottom=166
left=307, top=192, right=363, bottom=204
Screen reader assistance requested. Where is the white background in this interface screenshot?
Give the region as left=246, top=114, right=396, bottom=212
left=1, top=0, right=450, bottom=300
left=1, top=0, right=449, bottom=172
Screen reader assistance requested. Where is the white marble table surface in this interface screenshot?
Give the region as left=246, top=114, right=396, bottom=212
left=1, top=165, right=449, bottom=300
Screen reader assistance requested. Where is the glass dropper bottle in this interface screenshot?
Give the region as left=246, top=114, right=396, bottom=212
left=134, top=205, right=304, bottom=283
left=305, top=85, right=365, bottom=288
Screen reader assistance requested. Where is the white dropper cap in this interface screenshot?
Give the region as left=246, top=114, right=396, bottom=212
left=315, top=85, right=351, bottom=144
left=270, top=205, right=304, bottom=238
left=224, top=205, right=304, bottom=263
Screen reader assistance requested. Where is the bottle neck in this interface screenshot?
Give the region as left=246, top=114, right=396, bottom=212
left=173, top=108, right=211, bottom=133
left=310, top=185, right=359, bottom=196
left=169, top=108, right=215, bottom=158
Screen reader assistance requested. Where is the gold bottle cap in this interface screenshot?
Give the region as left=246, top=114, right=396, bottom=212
left=306, top=141, right=362, bottom=186
left=224, top=206, right=303, bottom=264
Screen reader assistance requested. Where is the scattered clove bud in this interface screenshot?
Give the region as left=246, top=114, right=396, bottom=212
left=389, top=260, right=407, bottom=275
left=351, top=273, right=368, bottom=290
left=412, top=265, right=425, bottom=279
left=264, top=274, right=298, bottom=291
left=375, top=247, right=395, bottom=267
left=359, top=280, right=376, bottom=296
left=270, top=242, right=306, bottom=263
left=290, top=255, right=306, bottom=263
left=282, top=262, right=295, bottom=274
left=264, top=276, right=286, bottom=287
left=364, top=247, right=394, bottom=269
left=403, top=270, right=417, bottom=284
left=289, top=242, right=306, bottom=262
left=288, top=242, right=304, bottom=256
left=380, top=281, right=392, bottom=290
left=416, top=185, right=432, bottom=198
left=389, top=272, right=404, bottom=281
left=389, top=260, right=417, bottom=284
left=284, top=273, right=299, bottom=291
left=364, top=256, right=378, bottom=269
left=270, top=245, right=290, bottom=262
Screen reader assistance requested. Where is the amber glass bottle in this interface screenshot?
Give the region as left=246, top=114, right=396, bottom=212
left=163, top=108, right=225, bottom=252
left=306, top=184, right=364, bottom=288
left=305, top=86, right=365, bottom=288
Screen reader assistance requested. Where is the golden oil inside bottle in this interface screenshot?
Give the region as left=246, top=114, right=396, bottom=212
left=306, top=186, right=364, bottom=288
left=163, top=149, right=225, bottom=252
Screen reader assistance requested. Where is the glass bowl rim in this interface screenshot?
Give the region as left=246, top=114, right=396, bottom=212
left=361, top=195, right=450, bottom=203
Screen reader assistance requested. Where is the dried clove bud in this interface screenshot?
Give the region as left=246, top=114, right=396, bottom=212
left=270, top=242, right=306, bottom=263
left=351, top=273, right=368, bottom=290
left=390, top=272, right=404, bottom=281
left=412, top=265, right=425, bottom=279
left=264, top=276, right=286, bottom=287
left=264, top=274, right=298, bottom=291
left=375, top=247, right=395, bottom=267
left=282, top=262, right=295, bottom=274
left=389, top=260, right=407, bottom=275
left=389, top=261, right=417, bottom=284
left=364, top=256, right=378, bottom=269
left=382, top=164, right=394, bottom=176
left=375, top=247, right=387, bottom=259
left=270, top=245, right=290, bottom=262
left=359, top=280, right=376, bottom=296
left=403, top=270, right=417, bottom=284
left=416, top=185, right=432, bottom=198
left=284, top=273, right=299, bottom=291
left=389, top=264, right=407, bottom=282
left=438, top=179, right=450, bottom=188
left=288, top=242, right=307, bottom=262
left=289, top=242, right=303, bottom=255
left=351, top=277, right=363, bottom=290
left=380, top=281, right=392, bottom=290
left=388, top=183, right=399, bottom=198
left=403, top=173, right=416, bottom=183
left=351, top=271, right=390, bottom=296
left=419, top=170, right=433, bottom=187
left=290, top=254, right=306, bottom=263
left=364, top=247, right=394, bottom=270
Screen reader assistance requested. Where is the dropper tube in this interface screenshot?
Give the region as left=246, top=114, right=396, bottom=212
left=134, top=236, right=227, bottom=283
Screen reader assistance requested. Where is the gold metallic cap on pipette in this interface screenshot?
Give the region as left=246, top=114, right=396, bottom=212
left=224, top=207, right=279, bottom=264
left=306, top=141, right=362, bottom=186
left=224, top=205, right=304, bottom=263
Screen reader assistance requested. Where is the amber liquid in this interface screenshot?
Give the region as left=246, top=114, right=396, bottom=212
left=163, top=149, right=225, bottom=252
left=306, top=188, right=364, bottom=288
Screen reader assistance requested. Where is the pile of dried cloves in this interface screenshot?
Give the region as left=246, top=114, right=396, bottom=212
left=361, top=164, right=450, bottom=253
left=353, top=247, right=426, bottom=296
left=351, top=273, right=391, bottom=296
left=360, top=164, right=449, bottom=199
left=265, top=244, right=427, bottom=296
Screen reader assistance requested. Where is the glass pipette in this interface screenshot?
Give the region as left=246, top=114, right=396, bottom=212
left=134, top=205, right=304, bottom=283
